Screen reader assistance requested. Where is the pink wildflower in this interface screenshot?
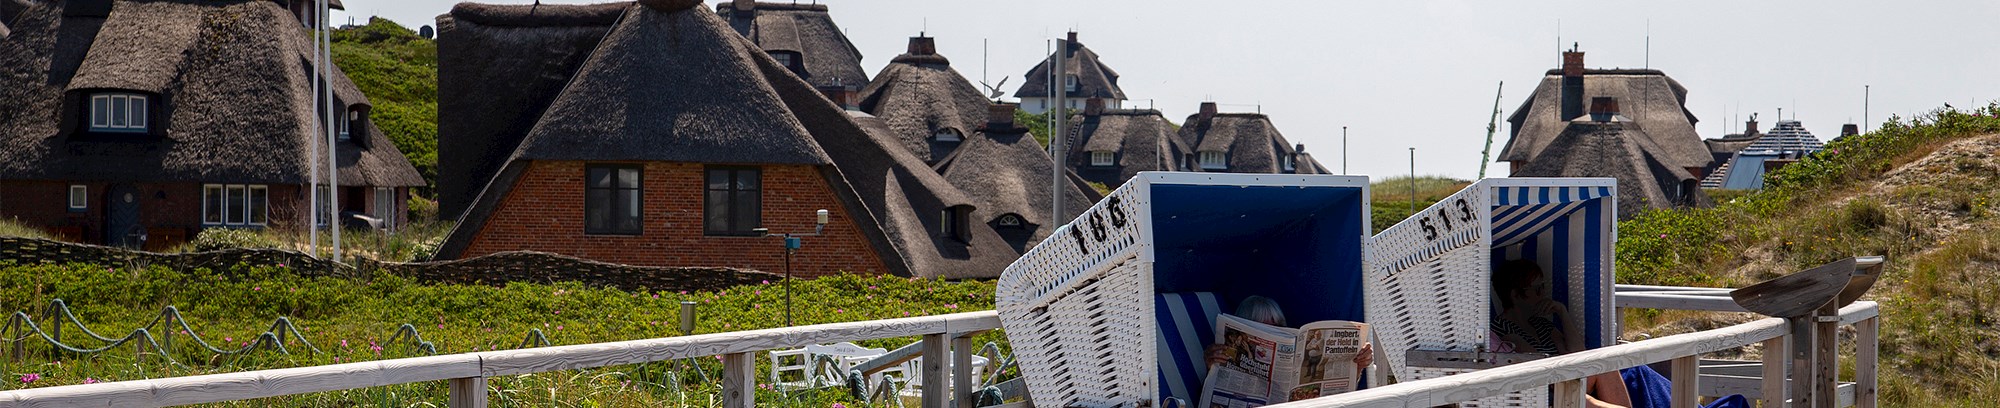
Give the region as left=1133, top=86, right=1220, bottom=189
left=652, top=294, right=660, bottom=299
left=1659, top=234, right=1667, bottom=238
left=833, top=403, right=847, bottom=408
left=83, top=378, right=98, bottom=384
left=18, top=373, right=39, bottom=384
left=761, top=280, right=770, bottom=285
left=225, top=336, right=234, bottom=342
left=341, top=339, right=349, bottom=348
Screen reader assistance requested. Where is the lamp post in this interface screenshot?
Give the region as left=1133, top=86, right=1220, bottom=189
left=756, top=209, right=829, bottom=327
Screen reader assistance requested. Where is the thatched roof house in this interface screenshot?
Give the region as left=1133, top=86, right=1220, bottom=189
left=933, top=104, right=1099, bottom=253
left=855, top=35, right=991, bottom=163
left=1067, top=101, right=1196, bottom=186
left=1175, top=102, right=1327, bottom=174
left=1501, top=48, right=1710, bottom=215
left=0, top=0, right=423, bottom=247
left=1014, top=31, right=1125, bottom=114
left=436, top=0, right=1027, bottom=278
left=716, top=0, right=867, bottom=107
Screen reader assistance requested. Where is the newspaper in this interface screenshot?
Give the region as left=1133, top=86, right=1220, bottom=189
left=1197, top=314, right=1369, bottom=407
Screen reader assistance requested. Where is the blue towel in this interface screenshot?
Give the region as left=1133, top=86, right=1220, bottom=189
left=1156, top=292, right=1223, bottom=404
left=1621, top=365, right=1750, bottom=408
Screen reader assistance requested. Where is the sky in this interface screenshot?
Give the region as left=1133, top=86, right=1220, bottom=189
left=338, top=1, right=2000, bottom=180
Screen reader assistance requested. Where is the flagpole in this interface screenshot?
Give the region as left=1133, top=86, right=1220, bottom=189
left=321, top=0, right=340, bottom=261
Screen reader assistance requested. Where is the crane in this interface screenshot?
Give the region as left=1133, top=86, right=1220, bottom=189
left=1477, top=81, right=1504, bottom=179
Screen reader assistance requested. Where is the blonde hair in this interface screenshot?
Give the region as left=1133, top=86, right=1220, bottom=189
left=1236, top=296, right=1287, bottom=327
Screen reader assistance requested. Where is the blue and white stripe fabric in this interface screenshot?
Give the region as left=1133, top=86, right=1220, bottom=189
left=1156, top=292, right=1223, bottom=404
left=1492, top=186, right=1614, bottom=349
left=1490, top=186, right=1613, bottom=247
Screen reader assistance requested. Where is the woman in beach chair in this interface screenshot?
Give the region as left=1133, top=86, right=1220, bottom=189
left=1491, top=260, right=1633, bottom=408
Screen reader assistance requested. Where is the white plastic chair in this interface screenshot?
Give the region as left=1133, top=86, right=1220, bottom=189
left=770, top=342, right=887, bottom=391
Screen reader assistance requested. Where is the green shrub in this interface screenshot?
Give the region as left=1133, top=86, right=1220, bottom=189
left=190, top=228, right=283, bottom=252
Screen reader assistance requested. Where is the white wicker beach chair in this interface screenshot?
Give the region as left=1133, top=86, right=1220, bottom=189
left=1365, top=178, right=1618, bottom=407
left=997, top=172, right=1373, bottom=408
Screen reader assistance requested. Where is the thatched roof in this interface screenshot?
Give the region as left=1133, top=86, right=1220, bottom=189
left=1501, top=69, right=1710, bottom=170
left=845, top=111, right=1022, bottom=278
left=434, top=1, right=628, bottom=215
left=1069, top=109, right=1193, bottom=185
left=1176, top=112, right=1323, bottom=174
left=1015, top=33, right=1125, bottom=100
left=716, top=1, right=866, bottom=90
left=1512, top=121, right=1709, bottom=218
left=855, top=36, right=992, bottom=162
left=932, top=123, right=1096, bottom=252
left=0, top=0, right=421, bottom=187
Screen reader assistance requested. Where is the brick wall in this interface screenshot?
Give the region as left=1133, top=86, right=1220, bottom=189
left=2, top=181, right=309, bottom=248
left=462, top=161, right=890, bottom=278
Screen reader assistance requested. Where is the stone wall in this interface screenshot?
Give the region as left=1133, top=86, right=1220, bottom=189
left=0, top=237, right=782, bottom=293
left=0, top=236, right=348, bottom=276
left=358, top=251, right=783, bottom=293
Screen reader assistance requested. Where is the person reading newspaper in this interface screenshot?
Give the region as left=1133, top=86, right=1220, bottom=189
left=1198, top=296, right=1372, bottom=407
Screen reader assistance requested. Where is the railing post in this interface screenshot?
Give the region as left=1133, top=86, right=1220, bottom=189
left=448, top=376, right=487, bottom=408
left=1553, top=377, right=1588, bottom=408
left=1856, top=316, right=1878, bottom=408
left=952, top=335, right=975, bottom=408
left=722, top=352, right=756, bottom=408
left=1762, top=335, right=1787, bottom=408
left=921, top=333, right=948, bottom=408
left=1670, top=355, right=1699, bottom=408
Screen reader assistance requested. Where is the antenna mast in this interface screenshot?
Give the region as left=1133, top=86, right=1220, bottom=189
left=1478, top=81, right=1504, bottom=179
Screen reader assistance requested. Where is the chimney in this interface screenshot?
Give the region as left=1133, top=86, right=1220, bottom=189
left=1560, top=45, right=1585, bottom=121
left=1295, top=143, right=1306, bottom=152
left=1841, top=124, right=1860, bottom=137
left=1745, top=116, right=1760, bottom=136
left=1067, top=31, right=1078, bottom=48
left=1085, top=97, right=1106, bottom=116
left=988, top=103, right=1019, bottom=129
left=1199, top=102, right=1217, bottom=124
left=818, top=86, right=857, bottom=111
left=907, top=36, right=936, bottom=56
left=1588, top=97, right=1619, bottom=122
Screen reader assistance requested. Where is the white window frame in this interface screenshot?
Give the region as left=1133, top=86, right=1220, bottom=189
left=1064, top=75, right=1079, bottom=92
left=1283, top=154, right=1296, bottom=172
left=996, top=214, right=1023, bottom=227
left=338, top=109, right=355, bottom=141
left=1199, top=151, right=1227, bottom=170
left=89, top=93, right=147, bottom=133
left=68, top=185, right=87, bottom=210
left=932, top=128, right=961, bottom=142
left=202, top=184, right=268, bottom=227
left=1090, top=151, right=1115, bottom=166
left=940, top=209, right=959, bottom=240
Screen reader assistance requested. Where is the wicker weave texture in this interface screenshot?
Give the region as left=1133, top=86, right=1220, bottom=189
left=997, top=181, right=1154, bottom=407
left=1367, top=183, right=1491, bottom=377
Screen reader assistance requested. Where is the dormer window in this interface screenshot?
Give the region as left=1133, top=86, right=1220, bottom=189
left=338, top=109, right=355, bottom=141
left=941, top=205, right=972, bottom=242
left=1090, top=151, right=1115, bottom=166
left=1282, top=154, right=1296, bottom=172
left=995, top=213, right=1024, bottom=228
left=1199, top=151, right=1227, bottom=170
left=768, top=51, right=803, bottom=74
left=932, top=127, right=962, bottom=142
left=1064, top=75, right=1079, bottom=92
left=89, top=92, right=148, bottom=133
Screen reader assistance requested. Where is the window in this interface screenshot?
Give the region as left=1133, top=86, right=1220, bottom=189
left=68, top=185, right=87, bottom=211
left=932, top=128, right=961, bottom=142
left=338, top=109, right=355, bottom=141
left=202, top=184, right=268, bottom=226
left=705, top=167, right=762, bottom=235
left=1282, top=154, right=1295, bottom=172
left=373, top=187, right=395, bottom=228
left=1199, top=151, right=1227, bottom=170
left=1064, top=75, right=1079, bottom=92
left=995, top=213, right=1023, bottom=228
left=586, top=165, right=643, bottom=235
left=1090, top=151, right=1115, bottom=166
left=940, top=209, right=961, bottom=241
left=89, top=93, right=147, bottom=133
left=312, top=185, right=330, bottom=227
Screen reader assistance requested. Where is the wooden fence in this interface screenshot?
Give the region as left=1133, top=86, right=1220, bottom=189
left=0, top=311, right=1004, bottom=408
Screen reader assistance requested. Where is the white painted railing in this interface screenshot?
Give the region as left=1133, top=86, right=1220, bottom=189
left=0, top=311, right=1004, bottom=408
left=1276, top=294, right=1880, bottom=408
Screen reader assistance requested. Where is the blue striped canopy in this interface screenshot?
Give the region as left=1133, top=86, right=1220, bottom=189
left=1490, top=186, right=1613, bottom=247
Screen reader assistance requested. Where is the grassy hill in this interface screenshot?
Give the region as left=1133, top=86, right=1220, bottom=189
left=330, top=19, right=438, bottom=195
left=1616, top=103, right=2000, bottom=405
left=1370, top=175, right=1472, bottom=233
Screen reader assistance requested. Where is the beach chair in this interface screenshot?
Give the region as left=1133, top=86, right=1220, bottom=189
left=1366, top=178, right=1618, bottom=407
left=997, top=172, right=1372, bottom=407
left=770, top=342, right=887, bottom=391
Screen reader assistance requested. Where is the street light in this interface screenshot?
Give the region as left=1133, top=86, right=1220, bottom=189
left=755, top=209, right=829, bottom=327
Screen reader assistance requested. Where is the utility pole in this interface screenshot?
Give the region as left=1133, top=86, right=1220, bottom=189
left=1341, top=126, right=1348, bottom=175
left=1050, top=35, right=1067, bottom=226
left=321, top=0, right=340, bottom=261
left=1408, top=148, right=1417, bottom=215
left=1864, top=85, right=1870, bottom=132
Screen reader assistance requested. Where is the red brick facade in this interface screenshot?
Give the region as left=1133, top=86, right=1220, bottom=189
left=1, top=181, right=405, bottom=249
left=461, top=161, right=889, bottom=278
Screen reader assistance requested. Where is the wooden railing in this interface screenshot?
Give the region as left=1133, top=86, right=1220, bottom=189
left=1275, top=291, right=1881, bottom=408
left=0, top=311, right=1004, bottom=408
